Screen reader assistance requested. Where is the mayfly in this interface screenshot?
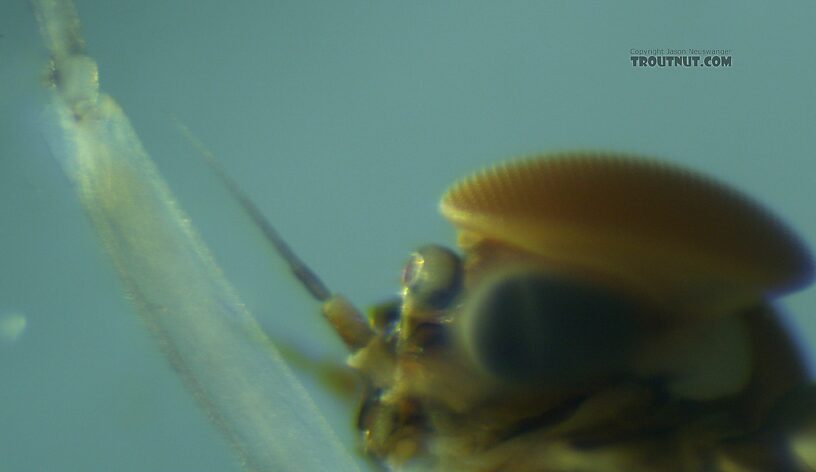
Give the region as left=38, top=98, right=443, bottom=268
left=33, top=0, right=816, bottom=471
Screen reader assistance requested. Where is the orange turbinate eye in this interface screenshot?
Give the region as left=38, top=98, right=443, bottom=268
left=440, top=154, right=814, bottom=318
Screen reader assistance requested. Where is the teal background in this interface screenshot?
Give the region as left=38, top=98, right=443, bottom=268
left=1, top=1, right=814, bottom=471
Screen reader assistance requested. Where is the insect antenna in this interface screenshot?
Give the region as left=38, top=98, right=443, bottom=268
left=176, top=122, right=332, bottom=301
left=176, top=122, right=373, bottom=350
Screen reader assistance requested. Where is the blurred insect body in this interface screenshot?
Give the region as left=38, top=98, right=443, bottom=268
left=314, top=156, right=815, bottom=471
left=33, top=0, right=816, bottom=471
left=213, top=142, right=816, bottom=470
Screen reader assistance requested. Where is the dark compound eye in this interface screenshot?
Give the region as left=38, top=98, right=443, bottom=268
left=461, top=272, right=642, bottom=385
left=401, top=245, right=463, bottom=309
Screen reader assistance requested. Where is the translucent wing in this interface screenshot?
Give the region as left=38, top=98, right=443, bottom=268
left=32, top=1, right=361, bottom=471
